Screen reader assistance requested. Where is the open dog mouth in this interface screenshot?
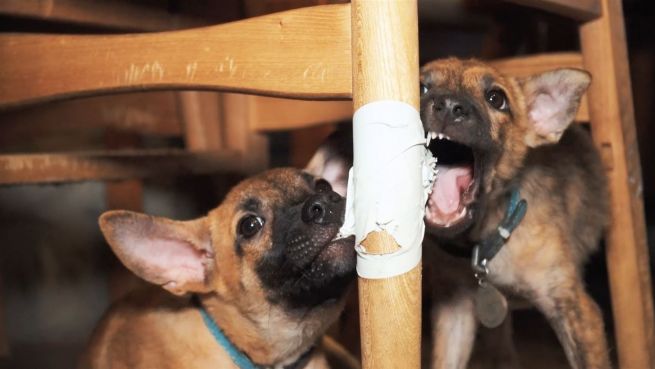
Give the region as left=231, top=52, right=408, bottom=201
left=425, top=132, right=479, bottom=228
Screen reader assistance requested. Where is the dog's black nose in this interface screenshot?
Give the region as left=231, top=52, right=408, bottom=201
left=302, top=191, right=342, bottom=225
left=435, top=95, right=470, bottom=120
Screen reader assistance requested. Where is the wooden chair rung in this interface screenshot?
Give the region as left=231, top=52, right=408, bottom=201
left=503, top=0, right=601, bottom=21
left=0, top=92, right=183, bottom=140
left=0, top=149, right=245, bottom=185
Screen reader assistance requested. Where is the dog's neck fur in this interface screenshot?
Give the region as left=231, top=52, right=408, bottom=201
left=198, top=293, right=341, bottom=368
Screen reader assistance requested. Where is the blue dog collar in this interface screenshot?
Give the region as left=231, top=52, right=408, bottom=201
left=197, top=300, right=262, bottom=369
left=194, top=296, right=314, bottom=369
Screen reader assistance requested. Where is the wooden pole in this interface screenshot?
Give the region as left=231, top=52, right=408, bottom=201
left=0, top=275, right=8, bottom=357
left=351, top=1, right=421, bottom=368
left=580, top=0, right=655, bottom=368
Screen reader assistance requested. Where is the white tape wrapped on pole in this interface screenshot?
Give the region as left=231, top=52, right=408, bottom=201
left=339, top=100, right=437, bottom=279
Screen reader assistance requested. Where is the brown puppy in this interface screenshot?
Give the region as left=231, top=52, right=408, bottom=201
left=81, top=168, right=356, bottom=369
left=307, top=58, right=610, bottom=369
left=420, top=58, right=610, bottom=369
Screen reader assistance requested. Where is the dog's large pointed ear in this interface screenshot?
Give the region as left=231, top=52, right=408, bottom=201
left=304, top=124, right=353, bottom=197
left=520, top=68, right=591, bottom=147
left=99, top=210, right=214, bottom=296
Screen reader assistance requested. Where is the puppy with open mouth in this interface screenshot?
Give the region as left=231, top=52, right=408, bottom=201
left=421, top=58, right=610, bottom=369
left=307, top=58, right=611, bottom=369
left=80, top=168, right=356, bottom=369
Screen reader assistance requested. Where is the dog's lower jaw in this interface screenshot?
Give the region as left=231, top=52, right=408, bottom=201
left=198, top=293, right=343, bottom=368
left=258, top=229, right=356, bottom=310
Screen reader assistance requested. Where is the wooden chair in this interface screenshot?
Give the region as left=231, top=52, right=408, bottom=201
left=497, top=2, right=654, bottom=368
left=0, top=1, right=651, bottom=368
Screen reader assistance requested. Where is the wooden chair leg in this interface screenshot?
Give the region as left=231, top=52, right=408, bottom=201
left=352, top=1, right=422, bottom=368
left=177, top=91, right=223, bottom=152
left=222, top=93, right=269, bottom=173
left=580, top=0, right=655, bottom=368
left=0, top=276, right=8, bottom=357
left=290, top=125, right=336, bottom=168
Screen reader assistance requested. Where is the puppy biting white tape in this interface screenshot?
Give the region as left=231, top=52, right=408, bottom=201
left=338, top=100, right=437, bottom=279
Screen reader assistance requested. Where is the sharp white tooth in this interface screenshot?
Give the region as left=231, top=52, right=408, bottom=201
left=438, top=133, right=444, bottom=140
left=431, top=131, right=437, bottom=139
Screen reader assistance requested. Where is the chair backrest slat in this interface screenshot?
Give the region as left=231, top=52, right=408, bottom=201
left=0, top=4, right=352, bottom=108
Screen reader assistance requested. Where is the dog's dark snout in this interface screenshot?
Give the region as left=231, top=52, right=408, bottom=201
left=435, top=95, right=470, bottom=120
left=301, top=192, right=342, bottom=225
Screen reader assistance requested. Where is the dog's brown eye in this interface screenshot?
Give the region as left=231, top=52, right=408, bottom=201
left=315, top=179, right=332, bottom=193
left=486, top=89, right=509, bottom=111
left=238, top=215, right=264, bottom=238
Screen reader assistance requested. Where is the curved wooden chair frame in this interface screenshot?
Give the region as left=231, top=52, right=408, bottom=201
left=0, top=1, right=651, bottom=368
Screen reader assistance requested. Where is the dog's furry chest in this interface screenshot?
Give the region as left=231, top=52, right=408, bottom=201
left=427, top=126, right=608, bottom=293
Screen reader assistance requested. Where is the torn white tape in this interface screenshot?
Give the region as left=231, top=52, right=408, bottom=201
left=339, top=100, right=437, bottom=279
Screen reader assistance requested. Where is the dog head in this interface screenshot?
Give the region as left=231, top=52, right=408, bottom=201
left=420, top=58, right=590, bottom=236
left=98, top=168, right=356, bottom=312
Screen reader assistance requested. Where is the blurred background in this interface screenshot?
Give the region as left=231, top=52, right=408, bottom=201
left=0, top=0, right=653, bottom=368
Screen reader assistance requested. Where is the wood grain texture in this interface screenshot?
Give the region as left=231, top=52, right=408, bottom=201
left=0, top=0, right=208, bottom=31
left=249, top=97, right=352, bottom=132
left=504, top=0, right=600, bottom=21
left=0, top=149, right=244, bottom=185
left=290, top=124, right=337, bottom=168
left=0, top=92, right=183, bottom=142
left=0, top=4, right=352, bottom=108
left=352, top=0, right=421, bottom=368
left=580, top=0, right=655, bottom=368
left=222, top=93, right=270, bottom=173
left=178, top=91, right=223, bottom=151
left=490, top=52, right=589, bottom=122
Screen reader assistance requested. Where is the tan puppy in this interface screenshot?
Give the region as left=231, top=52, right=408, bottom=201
left=81, top=168, right=356, bottom=369
left=420, top=58, right=610, bottom=369
left=308, top=58, right=611, bottom=369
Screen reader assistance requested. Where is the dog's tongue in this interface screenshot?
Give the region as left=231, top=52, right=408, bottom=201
left=431, top=165, right=472, bottom=217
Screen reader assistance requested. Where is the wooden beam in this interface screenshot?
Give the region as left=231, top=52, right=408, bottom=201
left=0, top=0, right=208, bottom=31
left=352, top=1, right=422, bottom=369
left=0, top=149, right=244, bottom=185
left=290, top=124, right=337, bottom=168
left=249, top=97, right=352, bottom=132
left=0, top=4, right=352, bottom=108
left=177, top=91, right=223, bottom=151
left=580, top=0, right=655, bottom=368
left=0, top=92, right=183, bottom=143
left=503, top=0, right=601, bottom=21
left=490, top=52, right=589, bottom=122
left=222, top=93, right=270, bottom=172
